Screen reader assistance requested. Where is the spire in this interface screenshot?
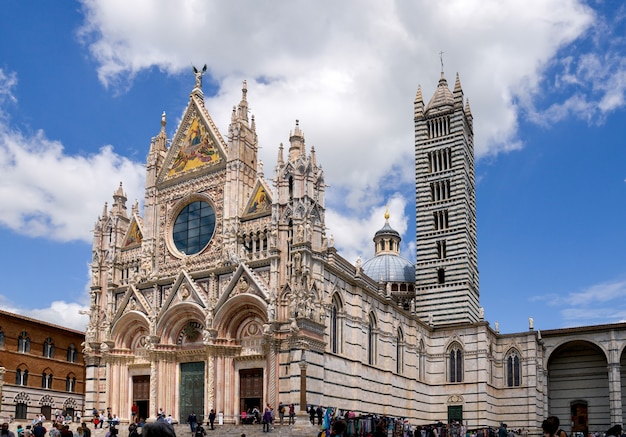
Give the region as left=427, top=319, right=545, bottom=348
left=425, top=70, right=454, bottom=115
left=310, top=145, right=317, bottom=168
left=101, top=202, right=108, bottom=220
left=236, top=80, right=249, bottom=122
left=384, top=205, right=390, bottom=221
left=414, top=85, right=424, bottom=118
left=288, top=120, right=305, bottom=162
left=132, top=199, right=139, bottom=216
left=277, top=142, right=284, bottom=167
left=453, top=72, right=464, bottom=108
left=111, top=182, right=128, bottom=218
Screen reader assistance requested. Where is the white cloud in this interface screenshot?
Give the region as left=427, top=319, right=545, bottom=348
left=77, top=0, right=597, bottom=218
left=0, top=70, right=146, bottom=242
left=532, top=279, right=626, bottom=327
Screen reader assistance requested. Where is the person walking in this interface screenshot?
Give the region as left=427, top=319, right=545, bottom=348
left=187, top=412, right=197, bottom=433
left=208, top=410, right=216, bottom=431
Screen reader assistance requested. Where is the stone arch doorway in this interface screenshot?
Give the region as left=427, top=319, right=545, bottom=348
left=547, top=340, right=608, bottom=433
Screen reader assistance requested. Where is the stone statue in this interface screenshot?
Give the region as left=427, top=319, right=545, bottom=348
left=268, top=300, right=276, bottom=321
left=529, top=317, right=534, bottom=330
left=193, top=64, right=207, bottom=89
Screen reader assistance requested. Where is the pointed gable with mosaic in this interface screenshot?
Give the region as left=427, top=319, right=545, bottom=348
left=160, top=94, right=228, bottom=182
left=243, top=180, right=272, bottom=219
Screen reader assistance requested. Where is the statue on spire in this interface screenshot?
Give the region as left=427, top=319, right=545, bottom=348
left=193, top=64, right=207, bottom=89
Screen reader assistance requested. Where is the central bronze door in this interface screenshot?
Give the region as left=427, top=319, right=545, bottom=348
left=180, top=362, right=205, bottom=422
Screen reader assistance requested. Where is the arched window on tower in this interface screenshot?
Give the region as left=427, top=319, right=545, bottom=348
left=448, top=344, right=463, bottom=383
left=506, top=350, right=521, bottom=387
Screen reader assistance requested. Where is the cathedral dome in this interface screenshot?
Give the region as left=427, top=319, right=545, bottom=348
left=362, top=210, right=415, bottom=284
left=362, top=253, right=415, bottom=283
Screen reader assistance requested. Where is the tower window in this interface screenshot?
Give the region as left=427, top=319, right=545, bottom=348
left=507, top=351, right=521, bottom=387
left=449, top=345, right=463, bottom=383
left=437, top=268, right=445, bottom=284
left=430, top=179, right=451, bottom=201
left=437, top=240, right=447, bottom=259
left=427, top=148, right=452, bottom=173
left=433, top=210, right=449, bottom=230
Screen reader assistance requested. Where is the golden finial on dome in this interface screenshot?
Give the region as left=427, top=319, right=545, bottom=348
left=384, top=206, right=390, bottom=220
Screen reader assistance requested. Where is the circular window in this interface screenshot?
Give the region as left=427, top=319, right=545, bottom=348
left=172, top=201, right=216, bottom=255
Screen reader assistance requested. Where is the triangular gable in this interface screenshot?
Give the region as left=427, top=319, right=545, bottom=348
left=157, top=270, right=209, bottom=319
left=111, top=285, right=150, bottom=325
left=215, top=263, right=270, bottom=309
left=122, top=215, right=143, bottom=249
left=160, top=95, right=228, bottom=182
left=242, top=180, right=272, bottom=218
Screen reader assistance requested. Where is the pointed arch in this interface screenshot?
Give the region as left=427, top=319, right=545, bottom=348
left=505, top=347, right=522, bottom=387
left=330, top=292, right=344, bottom=354
left=419, top=338, right=426, bottom=381
left=396, top=326, right=404, bottom=374
left=448, top=341, right=463, bottom=383
left=367, top=312, right=378, bottom=365
left=111, top=311, right=150, bottom=350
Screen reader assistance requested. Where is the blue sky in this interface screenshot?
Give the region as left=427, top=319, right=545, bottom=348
left=0, top=0, right=625, bottom=333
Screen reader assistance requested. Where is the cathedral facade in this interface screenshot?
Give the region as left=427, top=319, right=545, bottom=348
left=83, top=72, right=626, bottom=433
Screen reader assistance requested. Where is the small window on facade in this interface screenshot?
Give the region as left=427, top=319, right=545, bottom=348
left=15, top=402, right=27, bottom=420
left=67, top=344, right=77, bottom=363
left=17, top=332, right=30, bottom=353
left=42, top=371, right=53, bottom=389
left=0, top=328, right=4, bottom=348
left=66, top=375, right=76, bottom=392
left=43, top=338, right=55, bottom=359
left=16, top=368, right=28, bottom=386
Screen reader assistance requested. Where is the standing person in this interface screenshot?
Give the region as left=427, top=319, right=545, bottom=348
left=131, top=404, right=138, bottom=424
left=262, top=408, right=272, bottom=433
left=194, top=422, right=206, bottom=437
left=278, top=404, right=285, bottom=425
left=208, top=410, right=216, bottom=431
left=288, top=404, right=295, bottom=425
left=1, top=423, right=16, bottom=437
left=187, top=412, right=197, bottom=433
left=309, top=407, right=315, bottom=425
left=316, top=406, right=323, bottom=426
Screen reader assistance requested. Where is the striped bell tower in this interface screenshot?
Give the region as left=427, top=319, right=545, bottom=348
left=413, top=70, right=480, bottom=326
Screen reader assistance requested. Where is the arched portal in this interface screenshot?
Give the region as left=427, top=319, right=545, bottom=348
left=547, top=340, right=608, bottom=434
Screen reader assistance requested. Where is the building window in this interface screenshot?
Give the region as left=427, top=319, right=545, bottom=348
left=428, top=147, right=452, bottom=173
left=449, top=345, right=463, bottom=383
left=438, top=268, right=445, bottom=284
left=430, top=179, right=451, bottom=202
left=0, top=328, right=4, bottom=348
left=66, top=375, right=76, bottom=392
left=433, top=210, right=449, bottom=230
left=427, top=116, right=451, bottom=139
left=15, top=403, right=27, bottom=420
left=42, top=371, right=53, bottom=389
left=172, top=201, right=216, bottom=255
left=43, top=338, right=55, bottom=359
left=507, top=351, right=521, bottom=387
left=396, top=329, right=404, bottom=374
left=437, top=240, right=447, bottom=259
left=17, top=331, right=30, bottom=353
left=67, top=344, right=77, bottom=363
left=367, top=314, right=377, bottom=365
left=16, top=368, right=28, bottom=386
left=419, top=340, right=426, bottom=382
